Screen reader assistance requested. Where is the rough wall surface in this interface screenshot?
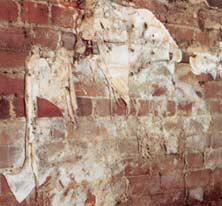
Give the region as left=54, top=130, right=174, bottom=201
left=0, top=0, right=222, bottom=206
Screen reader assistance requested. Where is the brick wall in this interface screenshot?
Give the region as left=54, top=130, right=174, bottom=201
left=0, top=0, right=222, bottom=205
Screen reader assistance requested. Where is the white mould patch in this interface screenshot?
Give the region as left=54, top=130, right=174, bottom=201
left=3, top=47, right=78, bottom=203
left=190, top=52, right=222, bottom=79
left=77, top=0, right=182, bottom=104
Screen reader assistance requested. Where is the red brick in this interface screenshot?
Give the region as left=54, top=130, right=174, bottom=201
left=213, top=168, right=222, bottom=184
left=195, top=30, right=210, bottom=46
left=186, top=169, right=211, bottom=188
left=0, top=27, right=30, bottom=51
left=77, top=97, right=92, bottom=116
left=0, top=0, right=18, bottom=22
left=211, top=132, right=222, bottom=148
left=160, top=155, right=184, bottom=175
left=161, top=173, right=184, bottom=190
left=165, top=7, right=198, bottom=27
left=85, top=190, right=96, bottom=206
left=204, top=82, right=222, bottom=99
left=31, top=28, right=59, bottom=49
left=128, top=175, right=160, bottom=196
left=152, top=86, right=166, bottom=96
left=95, top=98, right=111, bottom=116
left=0, top=50, right=27, bottom=69
left=138, top=100, right=152, bottom=116
left=211, top=116, right=222, bottom=132
left=0, top=194, right=26, bottom=206
left=208, top=100, right=222, bottom=114
left=186, top=153, right=203, bottom=169
left=112, top=98, right=127, bottom=116
left=124, top=159, right=150, bottom=176
left=74, top=82, right=107, bottom=97
left=205, top=148, right=222, bottom=168
left=22, top=1, right=49, bottom=24
left=177, top=102, right=192, bottom=116
left=166, top=25, right=194, bottom=43
left=166, top=100, right=176, bottom=116
left=37, top=97, right=63, bottom=117
left=48, top=0, right=79, bottom=7
left=132, top=0, right=167, bottom=14
left=13, top=96, right=25, bottom=117
left=0, top=146, right=9, bottom=168
left=0, top=131, right=8, bottom=145
left=0, top=98, right=10, bottom=119
left=0, top=174, right=11, bottom=194
left=0, top=74, right=24, bottom=95
left=51, top=5, right=77, bottom=28
left=61, top=32, right=76, bottom=50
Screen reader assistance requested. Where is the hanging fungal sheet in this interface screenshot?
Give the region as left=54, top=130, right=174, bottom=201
left=3, top=47, right=77, bottom=202
left=190, top=52, right=222, bottom=79
left=77, top=0, right=182, bottom=104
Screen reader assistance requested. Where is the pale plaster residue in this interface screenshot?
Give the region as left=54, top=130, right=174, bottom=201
left=190, top=52, right=222, bottom=79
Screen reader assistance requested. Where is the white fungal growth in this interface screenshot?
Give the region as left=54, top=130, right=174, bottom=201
left=190, top=52, right=222, bottom=79
left=4, top=47, right=77, bottom=203
left=78, top=0, right=182, bottom=104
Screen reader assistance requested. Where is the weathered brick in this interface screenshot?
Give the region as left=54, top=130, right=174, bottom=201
left=113, top=99, right=127, bottom=116
left=166, top=100, right=176, bottom=116
left=51, top=5, right=77, bottom=28
left=138, top=100, right=152, bottom=116
left=0, top=146, right=9, bottom=168
left=0, top=75, right=24, bottom=95
left=0, top=50, right=27, bottom=69
left=177, top=102, right=192, bottom=116
left=0, top=0, right=18, bottom=22
left=211, top=132, right=222, bottom=148
left=128, top=175, right=160, bottom=196
left=0, top=98, right=10, bottom=119
left=61, top=32, right=76, bottom=50
left=165, top=25, right=194, bottom=43
left=77, top=97, right=92, bottom=116
left=74, top=81, right=107, bottom=97
left=204, top=82, right=222, bottom=99
left=31, top=28, right=59, bottom=49
left=186, top=169, right=211, bottom=188
left=211, top=116, right=222, bottom=132
left=208, top=101, right=222, bottom=114
left=161, top=173, right=184, bottom=190
left=124, top=159, right=150, bottom=176
left=0, top=194, right=26, bottom=206
left=13, top=96, right=25, bottom=117
left=0, top=27, right=30, bottom=51
left=152, top=86, right=166, bottom=96
left=194, top=30, right=210, bottom=46
left=94, top=98, right=111, bottom=116
left=186, top=153, right=203, bottom=170
left=22, top=1, right=49, bottom=24
left=85, top=190, right=96, bottom=206
left=205, top=148, right=222, bottom=168
left=0, top=174, right=11, bottom=194
left=37, top=97, right=63, bottom=117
